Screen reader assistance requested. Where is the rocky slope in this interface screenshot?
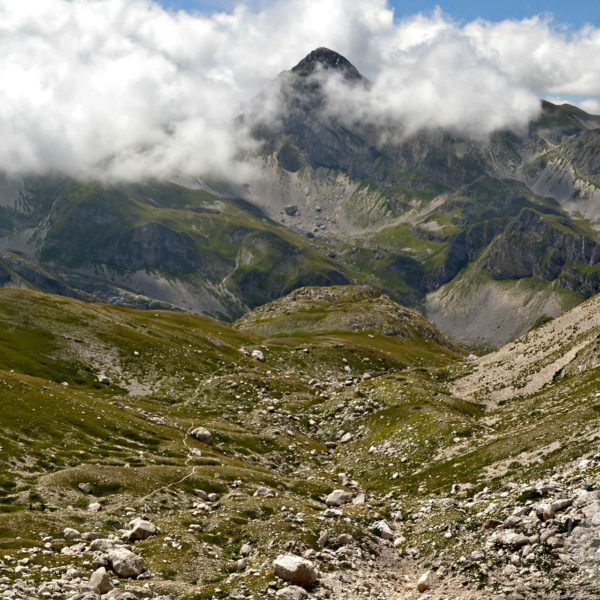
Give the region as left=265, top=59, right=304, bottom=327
left=452, top=290, right=600, bottom=404
left=0, top=286, right=597, bottom=599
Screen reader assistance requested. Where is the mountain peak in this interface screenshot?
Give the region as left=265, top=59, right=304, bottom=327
left=291, top=47, right=363, bottom=81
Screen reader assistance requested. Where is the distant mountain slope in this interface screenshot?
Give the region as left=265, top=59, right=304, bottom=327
left=0, top=178, right=348, bottom=318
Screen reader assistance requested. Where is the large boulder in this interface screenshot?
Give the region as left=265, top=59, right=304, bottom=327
left=190, top=427, right=213, bottom=445
left=273, top=554, right=318, bottom=588
left=107, top=547, right=144, bottom=578
left=127, top=518, right=157, bottom=542
left=325, top=489, right=352, bottom=507
left=89, top=566, right=114, bottom=594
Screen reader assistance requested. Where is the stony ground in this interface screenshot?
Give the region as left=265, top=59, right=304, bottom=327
left=0, top=287, right=598, bottom=599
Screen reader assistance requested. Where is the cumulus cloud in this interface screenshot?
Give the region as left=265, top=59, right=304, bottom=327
left=0, top=0, right=599, bottom=181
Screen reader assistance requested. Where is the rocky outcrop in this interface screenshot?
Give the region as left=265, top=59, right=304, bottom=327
left=483, top=208, right=600, bottom=295
left=236, top=284, right=458, bottom=351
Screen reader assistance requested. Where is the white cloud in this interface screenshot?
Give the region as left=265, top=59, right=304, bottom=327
left=0, top=0, right=598, bottom=181
left=579, top=98, right=600, bottom=114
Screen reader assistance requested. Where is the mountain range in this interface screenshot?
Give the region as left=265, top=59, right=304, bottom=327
left=1, top=41, right=600, bottom=600
left=2, top=48, right=600, bottom=348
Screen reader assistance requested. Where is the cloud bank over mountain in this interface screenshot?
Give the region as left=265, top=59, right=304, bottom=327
left=1, top=0, right=599, bottom=180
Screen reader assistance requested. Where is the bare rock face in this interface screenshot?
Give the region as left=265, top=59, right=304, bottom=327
left=273, top=554, right=318, bottom=588
left=290, top=47, right=363, bottom=82
left=107, top=547, right=144, bottom=578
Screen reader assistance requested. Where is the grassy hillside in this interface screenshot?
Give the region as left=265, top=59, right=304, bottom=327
left=0, top=287, right=597, bottom=599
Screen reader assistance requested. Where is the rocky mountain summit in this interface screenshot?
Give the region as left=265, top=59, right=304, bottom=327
left=290, top=47, right=364, bottom=81
left=0, top=285, right=597, bottom=599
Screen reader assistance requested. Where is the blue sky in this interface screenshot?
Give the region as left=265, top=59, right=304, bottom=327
left=159, top=0, right=600, bottom=27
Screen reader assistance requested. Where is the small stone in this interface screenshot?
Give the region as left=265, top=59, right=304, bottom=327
left=79, top=482, right=93, bottom=494
left=63, top=527, right=82, bottom=541
left=484, top=519, right=503, bottom=529
left=373, top=520, right=394, bottom=540
left=498, top=531, right=529, bottom=548
left=550, top=498, right=573, bottom=513
left=88, top=502, right=102, bottom=513
left=251, top=349, right=265, bottom=362
left=535, top=503, right=555, bottom=521
left=417, top=570, right=435, bottom=593
left=276, top=585, right=309, bottom=599
left=254, top=487, right=276, bottom=498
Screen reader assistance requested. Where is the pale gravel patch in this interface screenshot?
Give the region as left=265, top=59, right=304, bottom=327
left=451, top=294, right=600, bottom=405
